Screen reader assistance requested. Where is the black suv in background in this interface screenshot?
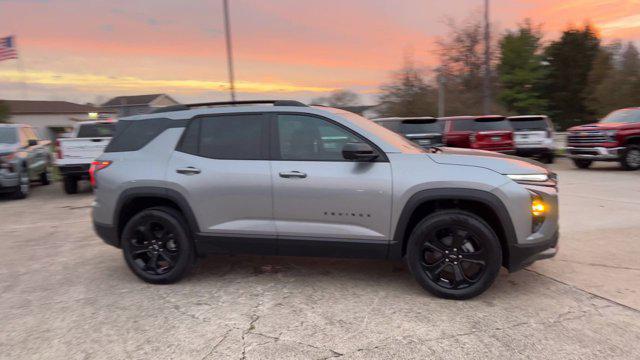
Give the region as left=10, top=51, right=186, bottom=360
left=372, top=117, right=444, bottom=148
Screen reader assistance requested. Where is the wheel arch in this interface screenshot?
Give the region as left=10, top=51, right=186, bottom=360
left=390, top=188, right=517, bottom=268
left=623, top=135, right=640, bottom=145
left=114, top=187, right=200, bottom=245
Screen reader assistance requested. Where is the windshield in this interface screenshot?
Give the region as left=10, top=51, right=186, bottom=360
left=399, top=120, right=443, bottom=134
left=77, top=123, right=116, bottom=138
left=601, top=108, right=640, bottom=123
left=0, top=128, right=18, bottom=144
left=509, top=117, right=548, bottom=131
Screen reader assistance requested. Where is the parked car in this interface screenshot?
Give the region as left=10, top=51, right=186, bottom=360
left=566, top=107, right=640, bottom=170
left=55, top=120, right=116, bottom=194
left=92, top=100, right=558, bottom=300
left=508, top=115, right=556, bottom=163
left=0, top=124, right=52, bottom=199
left=441, top=115, right=515, bottom=153
left=372, top=117, right=444, bottom=148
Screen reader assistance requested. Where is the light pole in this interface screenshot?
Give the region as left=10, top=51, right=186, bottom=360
left=437, top=70, right=446, bottom=118
left=223, top=0, right=236, bottom=101
left=482, top=0, right=491, bottom=114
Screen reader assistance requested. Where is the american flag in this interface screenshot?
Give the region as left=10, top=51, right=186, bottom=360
left=0, top=36, right=18, bottom=62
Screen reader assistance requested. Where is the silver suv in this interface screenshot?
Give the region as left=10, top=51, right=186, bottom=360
left=92, top=100, right=559, bottom=299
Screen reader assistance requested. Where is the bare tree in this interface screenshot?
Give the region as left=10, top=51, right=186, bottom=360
left=311, top=89, right=361, bottom=107
left=377, top=57, right=438, bottom=117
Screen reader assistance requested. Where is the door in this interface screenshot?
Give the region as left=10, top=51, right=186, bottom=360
left=165, top=113, right=276, bottom=253
left=270, top=113, right=393, bottom=247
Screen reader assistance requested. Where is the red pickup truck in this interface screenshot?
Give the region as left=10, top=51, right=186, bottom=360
left=441, top=115, right=515, bottom=153
left=566, top=108, right=640, bottom=170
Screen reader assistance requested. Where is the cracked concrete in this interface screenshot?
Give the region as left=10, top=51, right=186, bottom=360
left=1, top=158, right=639, bottom=359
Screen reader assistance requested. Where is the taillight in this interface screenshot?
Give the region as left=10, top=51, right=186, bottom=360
left=89, top=160, right=112, bottom=187
left=56, top=139, right=62, bottom=159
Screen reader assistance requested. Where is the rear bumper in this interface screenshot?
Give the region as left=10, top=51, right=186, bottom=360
left=94, top=221, right=120, bottom=248
left=508, top=230, right=559, bottom=272
left=57, top=163, right=91, bottom=177
left=566, top=146, right=624, bottom=161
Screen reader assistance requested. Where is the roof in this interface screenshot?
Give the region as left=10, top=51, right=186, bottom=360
left=1, top=100, right=116, bottom=115
left=440, top=115, right=506, bottom=120
left=102, top=94, right=177, bottom=107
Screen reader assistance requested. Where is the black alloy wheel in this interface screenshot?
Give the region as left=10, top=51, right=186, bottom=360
left=406, top=210, right=502, bottom=299
left=420, top=226, right=487, bottom=290
left=122, top=207, right=194, bottom=284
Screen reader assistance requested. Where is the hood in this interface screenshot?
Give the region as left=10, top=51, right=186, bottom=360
left=0, top=143, right=19, bottom=155
left=427, top=147, right=548, bottom=175
left=568, top=122, right=629, bottom=131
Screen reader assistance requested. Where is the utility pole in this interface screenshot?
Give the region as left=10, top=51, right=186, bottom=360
left=222, top=0, right=236, bottom=101
left=437, top=70, right=446, bottom=118
left=482, top=0, right=491, bottom=114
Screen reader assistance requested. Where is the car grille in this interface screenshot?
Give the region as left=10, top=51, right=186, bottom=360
left=567, top=131, right=608, bottom=144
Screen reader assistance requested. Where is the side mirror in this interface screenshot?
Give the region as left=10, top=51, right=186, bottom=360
left=28, top=139, right=38, bottom=147
left=342, top=142, right=379, bottom=161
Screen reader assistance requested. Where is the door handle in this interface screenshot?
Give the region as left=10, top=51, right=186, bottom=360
left=176, top=167, right=201, bottom=175
left=279, top=171, right=307, bottom=179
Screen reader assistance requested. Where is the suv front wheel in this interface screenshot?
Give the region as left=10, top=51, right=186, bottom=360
left=620, top=145, right=640, bottom=171
left=121, top=207, right=195, bottom=284
left=406, top=210, right=502, bottom=299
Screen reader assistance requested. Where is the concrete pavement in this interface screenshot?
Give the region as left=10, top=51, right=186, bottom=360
left=1, top=158, right=639, bottom=359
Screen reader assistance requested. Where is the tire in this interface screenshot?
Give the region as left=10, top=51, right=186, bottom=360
left=620, top=145, right=640, bottom=171
left=405, top=209, right=502, bottom=300
left=572, top=159, right=592, bottom=169
left=13, top=170, right=30, bottom=200
left=63, top=175, right=78, bottom=194
left=542, top=152, right=555, bottom=164
left=121, top=206, right=195, bottom=284
left=40, top=168, right=51, bottom=185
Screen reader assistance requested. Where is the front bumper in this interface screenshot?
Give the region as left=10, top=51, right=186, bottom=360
left=0, top=171, right=20, bottom=193
left=508, top=230, right=558, bottom=272
left=566, top=146, right=624, bottom=161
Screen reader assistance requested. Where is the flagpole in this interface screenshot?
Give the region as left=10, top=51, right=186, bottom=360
left=13, top=35, right=27, bottom=100
left=222, top=0, right=236, bottom=102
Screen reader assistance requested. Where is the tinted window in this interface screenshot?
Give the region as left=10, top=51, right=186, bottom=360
left=453, top=119, right=511, bottom=131
left=0, top=128, right=18, bottom=144
left=601, top=108, right=640, bottom=123
left=106, top=118, right=183, bottom=153
left=509, top=117, right=549, bottom=131
left=198, top=114, right=267, bottom=160
left=399, top=120, right=442, bottom=134
left=277, top=114, right=361, bottom=161
left=77, top=123, right=116, bottom=138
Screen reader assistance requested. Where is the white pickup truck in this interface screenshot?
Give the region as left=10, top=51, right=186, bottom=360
left=55, top=120, right=117, bottom=194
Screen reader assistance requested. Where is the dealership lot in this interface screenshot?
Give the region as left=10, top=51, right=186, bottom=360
left=1, top=158, right=639, bottom=359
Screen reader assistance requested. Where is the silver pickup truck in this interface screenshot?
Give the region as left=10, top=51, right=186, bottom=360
left=55, top=120, right=116, bottom=194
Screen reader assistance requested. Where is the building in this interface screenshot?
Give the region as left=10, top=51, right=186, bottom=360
left=101, top=94, right=180, bottom=117
left=2, top=100, right=116, bottom=140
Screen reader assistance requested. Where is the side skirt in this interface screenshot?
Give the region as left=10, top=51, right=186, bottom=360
left=194, top=233, right=388, bottom=259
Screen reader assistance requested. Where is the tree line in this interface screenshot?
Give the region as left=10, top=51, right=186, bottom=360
left=317, top=18, right=640, bottom=130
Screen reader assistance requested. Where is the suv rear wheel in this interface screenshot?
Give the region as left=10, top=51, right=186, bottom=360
left=572, top=159, right=592, bottom=169
left=121, top=206, right=194, bottom=284
left=62, top=175, right=78, bottom=194
left=620, top=145, right=640, bottom=171
left=406, top=209, right=502, bottom=299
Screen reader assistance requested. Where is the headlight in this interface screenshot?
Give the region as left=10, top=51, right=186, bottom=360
left=506, top=174, right=549, bottom=182
left=604, top=130, right=617, bottom=141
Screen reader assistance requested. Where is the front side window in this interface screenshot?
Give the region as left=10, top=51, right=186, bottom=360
left=198, top=114, right=267, bottom=160
left=277, top=114, right=361, bottom=161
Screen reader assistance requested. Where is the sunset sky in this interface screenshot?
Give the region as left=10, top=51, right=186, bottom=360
left=1, top=0, right=639, bottom=105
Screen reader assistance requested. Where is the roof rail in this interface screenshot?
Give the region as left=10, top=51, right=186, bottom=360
left=151, top=100, right=307, bottom=114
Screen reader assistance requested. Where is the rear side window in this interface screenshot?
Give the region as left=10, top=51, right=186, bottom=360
left=105, top=118, right=183, bottom=153
left=178, top=114, right=268, bottom=160
left=77, top=123, right=116, bottom=138
left=509, top=117, right=549, bottom=131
